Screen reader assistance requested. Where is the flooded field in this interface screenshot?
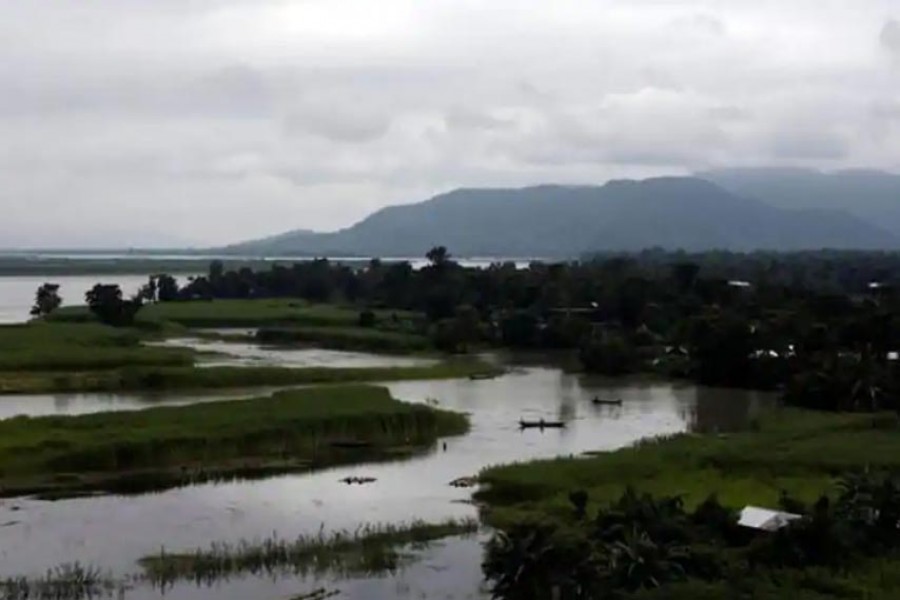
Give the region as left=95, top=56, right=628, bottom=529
left=150, top=337, right=436, bottom=369
left=0, top=336, right=771, bottom=598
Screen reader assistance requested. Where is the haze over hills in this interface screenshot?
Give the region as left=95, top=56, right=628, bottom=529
left=225, top=176, right=898, bottom=258
left=699, top=168, right=900, bottom=238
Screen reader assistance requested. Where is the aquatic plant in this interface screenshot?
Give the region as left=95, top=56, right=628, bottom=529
left=0, top=384, right=469, bottom=497
left=139, top=518, right=478, bottom=587
left=0, top=563, right=120, bottom=600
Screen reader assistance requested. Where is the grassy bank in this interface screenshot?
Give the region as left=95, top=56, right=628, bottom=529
left=0, top=385, right=468, bottom=497
left=0, top=357, right=498, bottom=394
left=0, top=322, right=193, bottom=372
left=255, top=325, right=432, bottom=354
left=479, top=410, right=900, bottom=600
left=139, top=518, right=478, bottom=585
left=133, top=299, right=421, bottom=329
left=478, top=409, right=900, bottom=525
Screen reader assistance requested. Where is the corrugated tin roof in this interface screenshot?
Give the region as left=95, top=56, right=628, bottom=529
left=738, top=506, right=802, bottom=531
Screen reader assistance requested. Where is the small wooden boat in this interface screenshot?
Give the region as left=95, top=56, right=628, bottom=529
left=518, top=418, right=566, bottom=429
left=469, top=373, right=497, bottom=381
left=340, top=476, right=377, bottom=485
left=591, top=397, right=623, bottom=406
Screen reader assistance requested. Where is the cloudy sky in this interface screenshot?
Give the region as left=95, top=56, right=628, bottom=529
left=1, top=0, right=899, bottom=247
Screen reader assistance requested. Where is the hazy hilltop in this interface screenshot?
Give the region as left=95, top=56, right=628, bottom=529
left=225, top=176, right=897, bottom=258
left=699, top=167, right=900, bottom=237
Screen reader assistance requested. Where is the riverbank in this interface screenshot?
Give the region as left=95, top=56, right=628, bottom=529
left=478, top=409, right=900, bottom=524
left=0, top=358, right=499, bottom=394
left=0, top=322, right=194, bottom=371
left=51, top=299, right=422, bottom=329
left=477, top=408, right=900, bottom=599
left=0, top=385, right=468, bottom=498
left=139, top=518, right=479, bottom=585
left=255, top=325, right=432, bottom=354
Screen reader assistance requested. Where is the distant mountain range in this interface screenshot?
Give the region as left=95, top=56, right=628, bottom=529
left=224, top=174, right=900, bottom=258
left=698, top=167, right=900, bottom=238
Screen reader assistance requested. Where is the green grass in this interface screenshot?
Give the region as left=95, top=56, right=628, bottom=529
left=0, top=385, right=468, bottom=497
left=477, top=410, right=900, bottom=525
left=139, top=518, right=478, bottom=585
left=135, top=299, right=422, bottom=328
left=0, top=322, right=193, bottom=372
left=626, top=554, right=900, bottom=600
left=0, top=357, right=499, bottom=394
left=256, top=325, right=432, bottom=354
left=0, top=563, right=120, bottom=600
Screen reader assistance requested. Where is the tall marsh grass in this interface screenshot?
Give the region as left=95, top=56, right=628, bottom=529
left=139, top=518, right=479, bottom=586
left=0, top=385, right=468, bottom=496
left=0, top=563, right=119, bottom=600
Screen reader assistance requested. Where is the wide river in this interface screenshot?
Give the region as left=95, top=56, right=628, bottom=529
left=0, top=274, right=159, bottom=323
left=0, top=355, right=769, bottom=599
left=0, top=274, right=770, bottom=599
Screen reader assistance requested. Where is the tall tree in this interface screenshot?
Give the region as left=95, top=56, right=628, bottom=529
left=85, top=284, right=143, bottom=326
left=30, top=283, right=62, bottom=317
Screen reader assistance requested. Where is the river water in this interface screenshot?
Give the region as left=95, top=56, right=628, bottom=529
left=150, top=337, right=436, bottom=369
left=0, top=284, right=771, bottom=598
left=0, top=351, right=769, bottom=599
left=0, top=275, right=159, bottom=323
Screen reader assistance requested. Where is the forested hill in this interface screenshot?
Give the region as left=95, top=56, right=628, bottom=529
left=699, top=167, right=900, bottom=238
left=225, top=176, right=898, bottom=258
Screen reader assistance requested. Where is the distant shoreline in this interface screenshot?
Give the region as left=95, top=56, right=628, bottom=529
left=0, top=254, right=539, bottom=276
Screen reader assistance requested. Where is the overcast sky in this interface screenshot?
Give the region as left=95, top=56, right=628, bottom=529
left=1, top=1, right=899, bottom=247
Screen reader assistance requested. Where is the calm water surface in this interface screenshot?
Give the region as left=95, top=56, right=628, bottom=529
left=0, top=275, right=166, bottom=323
left=0, top=364, right=770, bottom=599
left=150, top=337, right=436, bottom=369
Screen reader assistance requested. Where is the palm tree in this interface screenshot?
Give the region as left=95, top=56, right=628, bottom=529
left=604, top=525, right=688, bottom=591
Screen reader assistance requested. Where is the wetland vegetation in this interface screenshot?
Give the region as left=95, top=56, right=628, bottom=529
left=0, top=385, right=467, bottom=497
left=139, top=518, right=478, bottom=585
left=6, top=249, right=900, bottom=598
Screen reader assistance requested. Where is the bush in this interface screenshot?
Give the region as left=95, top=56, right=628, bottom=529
left=358, top=309, right=377, bottom=328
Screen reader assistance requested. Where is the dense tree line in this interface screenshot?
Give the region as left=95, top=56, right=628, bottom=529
left=484, top=474, right=900, bottom=599
left=62, top=248, right=900, bottom=412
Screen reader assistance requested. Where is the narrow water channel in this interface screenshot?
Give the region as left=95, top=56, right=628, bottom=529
left=0, top=344, right=771, bottom=599
left=149, top=337, right=436, bottom=369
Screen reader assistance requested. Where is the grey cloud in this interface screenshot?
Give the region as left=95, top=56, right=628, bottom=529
left=443, top=106, right=515, bottom=132
left=282, top=103, right=393, bottom=143
left=770, top=129, right=849, bottom=161
left=881, top=19, right=900, bottom=56
left=0, top=0, right=899, bottom=246
left=668, top=13, right=727, bottom=37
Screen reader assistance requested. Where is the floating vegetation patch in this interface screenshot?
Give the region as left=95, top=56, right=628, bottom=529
left=0, top=384, right=469, bottom=498
left=0, top=563, right=122, bottom=600
left=138, top=518, right=479, bottom=587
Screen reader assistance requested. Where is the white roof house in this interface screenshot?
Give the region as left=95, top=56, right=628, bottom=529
left=738, top=506, right=802, bottom=531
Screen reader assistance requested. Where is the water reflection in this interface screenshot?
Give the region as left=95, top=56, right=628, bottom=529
left=0, top=388, right=284, bottom=420
left=150, top=337, right=435, bottom=369
left=0, top=275, right=153, bottom=324
left=0, top=361, right=773, bottom=599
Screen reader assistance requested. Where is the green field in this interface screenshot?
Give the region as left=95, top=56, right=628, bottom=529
left=0, top=358, right=498, bottom=394
left=478, top=409, right=900, bottom=524
left=478, top=410, right=900, bottom=600
left=138, top=299, right=422, bottom=328
left=0, top=385, right=468, bottom=497
left=0, top=322, right=193, bottom=372
left=255, top=325, right=432, bottom=354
